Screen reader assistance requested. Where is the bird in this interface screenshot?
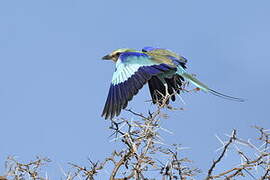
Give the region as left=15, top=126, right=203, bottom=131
left=101, top=47, right=244, bottom=119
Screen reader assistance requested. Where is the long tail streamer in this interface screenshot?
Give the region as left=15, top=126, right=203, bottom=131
left=181, top=71, right=245, bottom=102
left=209, top=89, right=245, bottom=102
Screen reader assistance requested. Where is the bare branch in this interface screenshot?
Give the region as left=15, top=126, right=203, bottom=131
left=206, top=130, right=237, bottom=179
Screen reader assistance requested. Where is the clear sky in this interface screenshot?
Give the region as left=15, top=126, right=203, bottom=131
left=0, top=0, right=269, bottom=179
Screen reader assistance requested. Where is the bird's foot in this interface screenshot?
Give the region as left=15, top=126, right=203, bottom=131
left=185, top=87, right=201, bottom=93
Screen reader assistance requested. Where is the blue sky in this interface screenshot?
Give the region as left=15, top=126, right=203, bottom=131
left=0, top=0, right=269, bottom=178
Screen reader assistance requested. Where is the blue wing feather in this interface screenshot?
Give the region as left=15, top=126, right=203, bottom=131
left=102, top=52, right=177, bottom=119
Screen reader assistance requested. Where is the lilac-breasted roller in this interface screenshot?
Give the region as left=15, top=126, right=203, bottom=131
left=101, top=47, right=243, bottom=119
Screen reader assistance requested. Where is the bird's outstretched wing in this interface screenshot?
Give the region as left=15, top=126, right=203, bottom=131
left=102, top=52, right=176, bottom=119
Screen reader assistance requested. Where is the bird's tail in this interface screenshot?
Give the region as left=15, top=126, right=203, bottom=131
left=177, top=67, right=244, bottom=102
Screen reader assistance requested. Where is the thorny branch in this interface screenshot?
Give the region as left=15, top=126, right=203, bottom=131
left=206, top=130, right=237, bottom=179
left=102, top=93, right=199, bottom=180
left=1, top=92, right=270, bottom=179
left=2, top=156, right=51, bottom=180
left=206, top=126, right=270, bottom=180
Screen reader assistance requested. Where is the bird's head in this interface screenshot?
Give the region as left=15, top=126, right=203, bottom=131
left=102, top=48, right=134, bottom=62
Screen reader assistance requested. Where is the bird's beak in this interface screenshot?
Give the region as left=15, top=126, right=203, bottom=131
left=102, top=54, right=111, bottom=60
